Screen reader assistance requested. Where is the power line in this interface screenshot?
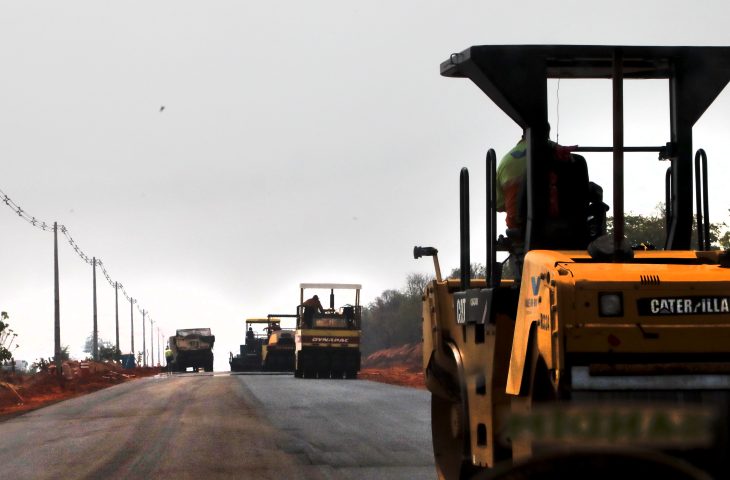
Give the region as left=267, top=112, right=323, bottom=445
left=1, top=186, right=158, bottom=349
left=97, top=260, right=116, bottom=289
left=0, top=188, right=52, bottom=232
left=59, top=225, right=93, bottom=266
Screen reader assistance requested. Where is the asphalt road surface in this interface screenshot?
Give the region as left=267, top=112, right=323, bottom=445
left=0, top=372, right=435, bottom=479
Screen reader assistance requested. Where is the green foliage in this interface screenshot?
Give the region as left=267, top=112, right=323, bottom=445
left=449, top=263, right=486, bottom=280
left=608, top=205, right=729, bottom=250
left=610, top=212, right=667, bottom=249
left=0, top=312, right=18, bottom=363
left=451, top=261, right=520, bottom=281
left=31, top=346, right=69, bottom=373
left=59, top=345, right=70, bottom=361
left=83, top=334, right=121, bottom=361
left=720, top=209, right=730, bottom=250
left=30, top=358, right=50, bottom=374
left=361, top=273, right=432, bottom=355
left=720, top=230, right=730, bottom=250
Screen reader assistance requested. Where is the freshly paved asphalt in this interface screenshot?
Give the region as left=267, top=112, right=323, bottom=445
left=0, top=372, right=435, bottom=479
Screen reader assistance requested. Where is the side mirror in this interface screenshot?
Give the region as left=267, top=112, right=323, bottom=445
left=413, top=246, right=438, bottom=259
left=413, top=246, right=442, bottom=282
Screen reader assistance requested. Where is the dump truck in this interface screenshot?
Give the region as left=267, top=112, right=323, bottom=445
left=229, top=318, right=296, bottom=372
left=415, top=45, right=730, bottom=479
left=168, top=328, right=214, bottom=372
left=294, top=283, right=362, bottom=379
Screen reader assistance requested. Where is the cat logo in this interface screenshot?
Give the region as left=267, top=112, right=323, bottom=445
left=456, top=297, right=466, bottom=324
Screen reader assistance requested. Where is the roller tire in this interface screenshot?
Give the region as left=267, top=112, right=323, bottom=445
left=431, top=393, right=482, bottom=480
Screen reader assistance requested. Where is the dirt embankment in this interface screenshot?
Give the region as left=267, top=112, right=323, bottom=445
left=0, top=361, right=162, bottom=417
left=360, top=343, right=425, bottom=389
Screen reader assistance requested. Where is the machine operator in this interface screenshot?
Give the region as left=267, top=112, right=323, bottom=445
left=301, top=295, right=324, bottom=328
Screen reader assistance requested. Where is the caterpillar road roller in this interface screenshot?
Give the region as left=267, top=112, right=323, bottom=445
left=294, top=283, right=362, bottom=379
left=229, top=318, right=295, bottom=372
left=262, top=316, right=296, bottom=371
left=415, top=45, right=730, bottom=479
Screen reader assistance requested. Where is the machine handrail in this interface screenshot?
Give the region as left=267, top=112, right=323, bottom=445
left=695, top=149, right=710, bottom=251
left=460, top=168, right=470, bottom=291
left=486, top=149, right=498, bottom=288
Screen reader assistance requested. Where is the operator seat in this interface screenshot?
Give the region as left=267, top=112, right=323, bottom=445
left=506, top=152, right=607, bottom=253
left=543, top=153, right=590, bottom=249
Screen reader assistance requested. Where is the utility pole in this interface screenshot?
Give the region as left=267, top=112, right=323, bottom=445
left=150, top=319, right=154, bottom=367
left=157, top=327, right=161, bottom=366
left=130, top=298, right=134, bottom=358
left=92, top=257, right=98, bottom=361
left=142, top=309, right=146, bottom=367
left=53, top=222, right=62, bottom=378
left=114, top=282, right=119, bottom=357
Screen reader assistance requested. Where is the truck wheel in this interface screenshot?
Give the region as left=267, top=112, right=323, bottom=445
left=316, top=352, right=330, bottom=379
left=301, top=357, right=314, bottom=378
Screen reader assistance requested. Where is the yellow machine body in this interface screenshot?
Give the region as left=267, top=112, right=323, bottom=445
left=422, top=249, right=730, bottom=475
left=419, top=43, right=730, bottom=479
left=294, top=283, right=363, bottom=379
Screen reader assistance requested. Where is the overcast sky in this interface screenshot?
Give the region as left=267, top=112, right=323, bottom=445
left=2, top=1, right=730, bottom=369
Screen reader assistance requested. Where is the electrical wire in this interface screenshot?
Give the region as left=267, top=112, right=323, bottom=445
left=1, top=186, right=152, bottom=323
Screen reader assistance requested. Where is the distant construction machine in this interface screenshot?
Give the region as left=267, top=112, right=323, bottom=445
left=262, top=316, right=296, bottom=371
left=168, top=328, right=215, bottom=372
left=294, top=283, right=362, bottom=379
left=415, top=45, right=730, bottom=479
left=229, top=318, right=296, bottom=372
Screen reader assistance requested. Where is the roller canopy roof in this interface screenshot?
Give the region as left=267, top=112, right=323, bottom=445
left=441, top=45, right=730, bottom=128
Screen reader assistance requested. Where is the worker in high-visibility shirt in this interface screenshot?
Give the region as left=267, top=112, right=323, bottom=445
left=164, top=345, right=173, bottom=372
left=496, top=136, right=528, bottom=230
left=496, top=131, right=577, bottom=230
